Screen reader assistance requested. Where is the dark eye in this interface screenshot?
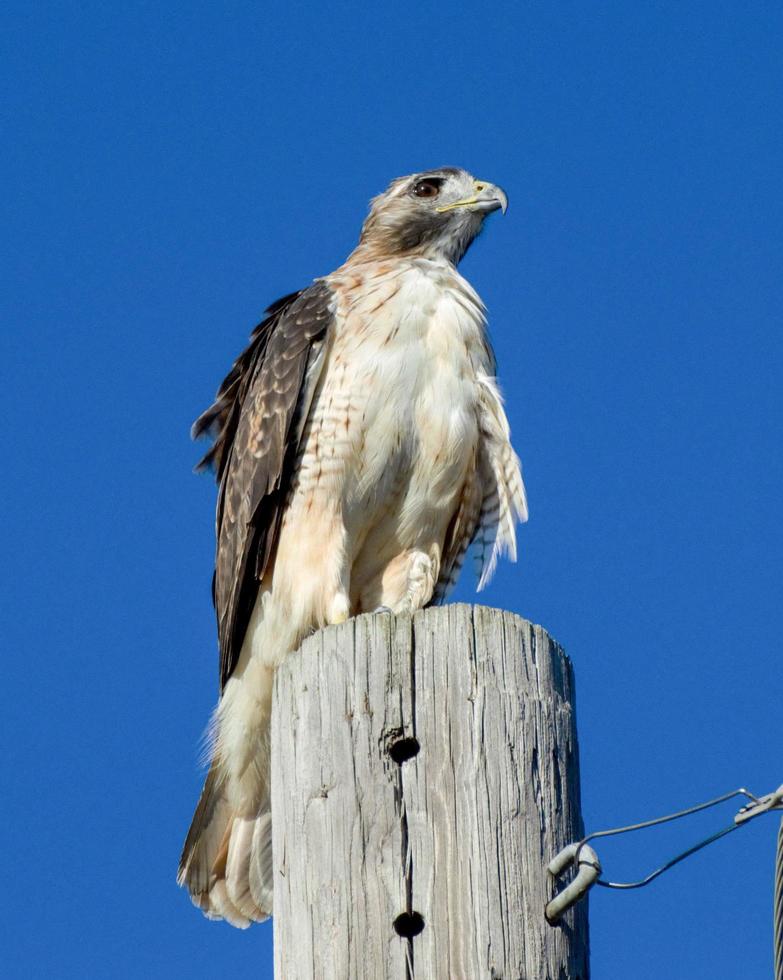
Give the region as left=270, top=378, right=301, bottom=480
left=412, top=178, right=442, bottom=199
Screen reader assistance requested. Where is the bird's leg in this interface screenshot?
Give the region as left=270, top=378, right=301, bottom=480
left=273, top=502, right=352, bottom=627
left=325, top=526, right=353, bottom=625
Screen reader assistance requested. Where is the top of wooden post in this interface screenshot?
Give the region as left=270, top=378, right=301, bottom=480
left=272, top=604, right=588, bottom=980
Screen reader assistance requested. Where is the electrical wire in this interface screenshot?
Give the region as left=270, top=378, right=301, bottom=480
left=573, top=787, right=778, bottom=891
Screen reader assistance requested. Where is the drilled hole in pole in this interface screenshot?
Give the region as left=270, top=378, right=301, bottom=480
left=388, top=736, right=420, bottom=764
left=393, top=911, right=425, bottom=938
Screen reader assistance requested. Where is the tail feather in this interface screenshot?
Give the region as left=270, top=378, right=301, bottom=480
left=209, top=878, right=252, bottom=929
left=178, top=767, right=274, bottom=925
left=226, top=815, right=268, bottom=921
left=248, top=811, right=275, bottom=913
left=177, top=765, right=231, bottom=903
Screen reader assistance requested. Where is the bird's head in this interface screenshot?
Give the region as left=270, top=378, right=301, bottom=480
left=355, top=167, right=507, bottom=265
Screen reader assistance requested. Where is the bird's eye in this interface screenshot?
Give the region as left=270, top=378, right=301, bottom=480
left=412, top=179, right=442, bottom=199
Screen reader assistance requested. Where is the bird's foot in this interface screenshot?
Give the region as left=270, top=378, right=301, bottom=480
left=403, top=551, right=438, bottom=612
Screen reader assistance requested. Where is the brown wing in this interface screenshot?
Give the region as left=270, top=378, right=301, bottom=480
left=193, top=282, right=335, bottom=689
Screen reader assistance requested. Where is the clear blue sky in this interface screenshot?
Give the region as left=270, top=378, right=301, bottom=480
left=3, top=2, right=781, bottom=977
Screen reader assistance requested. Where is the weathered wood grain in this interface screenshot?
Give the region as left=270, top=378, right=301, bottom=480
left=272, top=604, right=588, bottom=980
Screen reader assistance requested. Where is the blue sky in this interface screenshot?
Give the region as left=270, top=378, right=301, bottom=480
left=3, top=2, right=781, bottom=977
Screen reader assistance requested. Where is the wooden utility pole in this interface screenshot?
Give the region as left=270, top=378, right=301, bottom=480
left=271, top=604, right=588, bottom=980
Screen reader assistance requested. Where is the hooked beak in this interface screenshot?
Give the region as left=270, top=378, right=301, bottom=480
left=436, top=179, right=508, bottom=215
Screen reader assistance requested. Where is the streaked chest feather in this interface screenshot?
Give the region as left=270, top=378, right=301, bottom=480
left=298, top=262, right=490, bottom=504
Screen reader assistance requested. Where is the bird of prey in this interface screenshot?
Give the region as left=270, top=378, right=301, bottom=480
left=178, top=167, right=528, bottom=927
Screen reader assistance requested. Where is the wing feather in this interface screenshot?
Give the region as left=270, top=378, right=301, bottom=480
left=191, top=290, right=301, bottom=478
left=193, top=282, right=335, bottom=689
left=473, top=374, right=528, bottom=591
left=434, top=372, right=527, bottom=601
left=432, top=448, right=483, bottom=603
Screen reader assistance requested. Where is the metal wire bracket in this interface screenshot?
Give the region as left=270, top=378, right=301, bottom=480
left=545, top=843, right=601, bottom=924
left=544, top=782, right=783, bottom=925
left=735, top=785, right=783, bottom=826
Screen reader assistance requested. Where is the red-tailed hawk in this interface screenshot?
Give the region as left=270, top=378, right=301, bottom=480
left=178, top=167, right=528, bottom=926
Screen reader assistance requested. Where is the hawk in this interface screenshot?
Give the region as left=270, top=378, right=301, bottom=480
left=178, top=167, right=528, bottom=927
